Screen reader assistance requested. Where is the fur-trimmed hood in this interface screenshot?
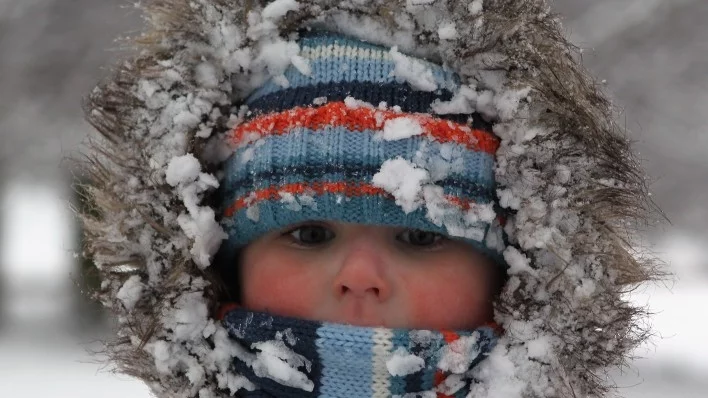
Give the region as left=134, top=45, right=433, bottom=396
left=78, top=1, right=662, bottom=397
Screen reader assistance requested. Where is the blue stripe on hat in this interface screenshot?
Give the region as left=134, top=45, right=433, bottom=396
left=243, top=82, right=488, bottom=129
left=222, top=193, right=496, bottom=259
left=247, top=56, right=460, bottom=105
left=223, top=167, right=493, bottom=210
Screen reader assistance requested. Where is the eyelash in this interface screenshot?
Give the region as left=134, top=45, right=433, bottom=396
left=281, top=224, right=448, bottom=251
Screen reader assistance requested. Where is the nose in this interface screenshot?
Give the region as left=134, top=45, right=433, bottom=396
left=332, top=242, right=392, bottom=302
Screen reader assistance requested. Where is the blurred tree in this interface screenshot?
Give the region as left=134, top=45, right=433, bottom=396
left=69, top=174, right=108, bottom=333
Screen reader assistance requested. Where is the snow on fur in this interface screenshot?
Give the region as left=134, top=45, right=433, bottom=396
left=78, top=1, right=662, bottom=397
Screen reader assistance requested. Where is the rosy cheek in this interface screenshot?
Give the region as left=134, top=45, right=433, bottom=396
left=409, top=284, right=462, bottom=329
left=242, top=262, right=320, bottom=319
left=406, top=266, right=493, bottom=330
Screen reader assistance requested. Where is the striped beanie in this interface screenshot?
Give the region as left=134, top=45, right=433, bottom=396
left=219, top=30, right=506, bottom=260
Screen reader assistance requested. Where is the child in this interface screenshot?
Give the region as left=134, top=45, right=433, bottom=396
left=80, top=1, right=662, bottom=397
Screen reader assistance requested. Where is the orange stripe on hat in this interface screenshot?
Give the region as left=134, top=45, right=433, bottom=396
left=229, top=101, right=499, bottom=154
left=223, top=181, right=477, bottom=218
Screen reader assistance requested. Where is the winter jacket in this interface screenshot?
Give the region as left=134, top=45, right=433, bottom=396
left=78, top=1, right=662, bottom=397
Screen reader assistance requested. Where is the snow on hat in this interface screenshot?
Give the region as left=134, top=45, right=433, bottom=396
left=219, top=30, right=506, bottom=259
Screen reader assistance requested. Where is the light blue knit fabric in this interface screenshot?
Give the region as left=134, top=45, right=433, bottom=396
left=317, top=323, right=375, bottom=397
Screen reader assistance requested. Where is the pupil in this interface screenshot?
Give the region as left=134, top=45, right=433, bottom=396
left=412, top=230, right=434, bottom=245
left=302, top=226, right=324, bottom=243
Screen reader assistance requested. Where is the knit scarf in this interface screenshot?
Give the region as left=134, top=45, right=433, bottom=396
left=222, top=307, right=498, bottom=398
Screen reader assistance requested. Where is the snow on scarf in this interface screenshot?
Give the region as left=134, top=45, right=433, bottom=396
left=220, top=307, right=498, bottom=397
left=77, top=1, right=664, bottom=397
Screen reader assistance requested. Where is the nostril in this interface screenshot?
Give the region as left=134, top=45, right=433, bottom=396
left=339, top=285, right=381, bottom=297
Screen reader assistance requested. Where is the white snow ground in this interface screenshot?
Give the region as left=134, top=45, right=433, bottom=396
left=0, top=329, right=152, bottom=398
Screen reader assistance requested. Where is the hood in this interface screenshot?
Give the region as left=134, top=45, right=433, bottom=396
left=77, top=1, right=663, bottom=397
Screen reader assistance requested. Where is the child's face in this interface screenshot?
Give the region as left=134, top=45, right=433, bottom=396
left=239, top=221, right=497, bottom=330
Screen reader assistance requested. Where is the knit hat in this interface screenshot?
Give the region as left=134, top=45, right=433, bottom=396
left=219, top=30, right=506, bottom=260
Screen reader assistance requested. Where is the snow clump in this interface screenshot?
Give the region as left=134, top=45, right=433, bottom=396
left=386, top=348, right=425, bottom=376
left=116, top=275, right=144, bottom=311
left=389, top=46, right=438, bottom=92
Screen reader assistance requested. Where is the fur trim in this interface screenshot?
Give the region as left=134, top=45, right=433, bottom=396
left=77, top=1, right=665, bottom=397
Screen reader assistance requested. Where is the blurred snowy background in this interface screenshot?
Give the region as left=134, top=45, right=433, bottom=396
left=0, top=0, right=706, bottom=396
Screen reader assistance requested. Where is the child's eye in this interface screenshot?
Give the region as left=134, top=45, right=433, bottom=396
left=397, top=229, right=446, bottom=249
left=285, top=224, right=335, bottom=246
